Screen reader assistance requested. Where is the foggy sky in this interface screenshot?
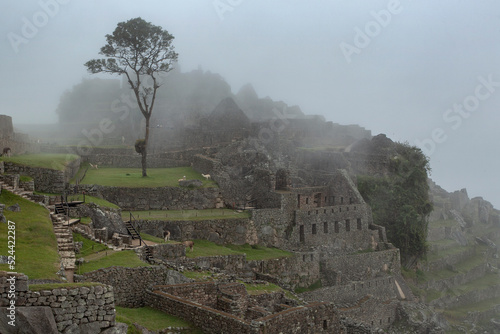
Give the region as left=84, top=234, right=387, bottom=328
left=1, top=0, right=499, bottom=208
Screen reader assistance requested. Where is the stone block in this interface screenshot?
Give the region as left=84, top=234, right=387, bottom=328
left=0, top=306, right=58, bottom=334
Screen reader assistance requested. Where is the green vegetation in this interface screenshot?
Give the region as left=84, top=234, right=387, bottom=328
left=77, top=250, right=150, bottom=274
left=442, top=296, right=500, bottom=321
left=0, top=190, right=60, bottom=279
left=19, top=175, right=33, bottom=183
left=357, top=142, right=432, bottom=264
left=73, top=233, right=109, bottom=258
left=1, top=153, right=79, bottom=171
left=225, top=243, right=292, bottom=260
left=29, top=282, right=103, bottom=291
left=140, top=233, right=167, bottom=244
left=295, top=280, right=322, bottom=294
left=32, top=192, right=119, bottom=210
left=79, top=167, right=217, bottom=188
left=81, top=195, right=120, bottom=209
left=115, top=306, right=201, bottom=333
left=243, top=282, right=282, bottom=295
left=182, top=271, right=213, bottom=280
left=79, top=217, right=92, bottom=225
left=186, top=240, right=242, bottom=258
left=184, top=240, right=292, bottom=260
left=125, top=209, right=250, bottom=221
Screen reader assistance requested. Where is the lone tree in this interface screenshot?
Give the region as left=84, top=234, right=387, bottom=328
left=85, top=17, right=178, bottom=176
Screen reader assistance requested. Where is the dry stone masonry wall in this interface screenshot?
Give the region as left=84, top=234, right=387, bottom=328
left=0, top=272, right=115, bottom=333
left=82, top=266, right=192, bottom=308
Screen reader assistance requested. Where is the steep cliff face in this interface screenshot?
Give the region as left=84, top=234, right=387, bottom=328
left=420, top=180, right=500, bottom=333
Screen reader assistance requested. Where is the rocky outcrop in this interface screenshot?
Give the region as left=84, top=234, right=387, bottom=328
left=77, top=204, right=127, bottom=240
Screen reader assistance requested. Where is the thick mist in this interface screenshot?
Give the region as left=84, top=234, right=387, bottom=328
left=1, top=0, right=499, bottom=207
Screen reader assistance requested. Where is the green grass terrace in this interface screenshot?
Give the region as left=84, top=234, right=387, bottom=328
left=0, top=190, right=60, bottom=280
left=123, top=209, right=250, bottom=221
left=77, top=166, right=217, bottom=188
left=1, top=153, right=79, bottom=171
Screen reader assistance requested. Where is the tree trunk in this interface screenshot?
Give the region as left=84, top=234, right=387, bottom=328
left=142, top=116, right=150, bottom=177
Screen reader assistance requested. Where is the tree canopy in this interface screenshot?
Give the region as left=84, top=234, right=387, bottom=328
left=84, top=17, right=178, bottom=176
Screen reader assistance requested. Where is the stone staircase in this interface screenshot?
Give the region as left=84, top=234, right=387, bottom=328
left=51, top=212, right=76, bottom=277
left=0, top=176, right=79, bottom=282
left=0, top=179, right=33, bottom=201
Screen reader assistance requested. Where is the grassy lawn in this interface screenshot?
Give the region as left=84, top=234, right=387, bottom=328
left=186, top=240, right=243, bottom=258
left=124, top=209, right=250, bottom=221
left=140, top=233, right=168, bottom=244
left=443, top=296, right=500, bottom=319
left=80, top=195, right=120, bottom=209
left=32, top=192, right=120, bottom=210
left=29, top=282, right=103, bottom=291
left=182, top=271, right=213, bottom=280
left=426, top=243, right=473, bottom=263
left=73, top=233, right=109, bottom=258
left=79, top=167, right=217, bottom=188
left=116, top=306, right=202, bottom=333
left=243, top=282, right=282, bottom=295
left=429, top=219, right=459, bottom=228
left=454, top=273, right=500, bottom=294
left=0, top=190, right=60, bottom=280
left=295, top=280, right=322, bottom=294
left=226, top=243, right=292, bottom=260
left=76, top=250, right=150, bottom=274
left=184, top=240, right=292, bottom=260
left=1, top=153, right=79, bottom=171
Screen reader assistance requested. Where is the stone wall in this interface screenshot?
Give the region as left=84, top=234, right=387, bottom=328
left=302, top=276, right=398, bottom=306
left=147, top=283, right=345, bottom=334
left=148, top=289, right=256, bottom=334
left=320, top=249, right=401, bottom=286
left=339, top=296, right=399, bottom=330
left=76, top=184, right=223, bottom=211
left=140, top=245, right=319, bottom=290
left=0, top=271, right=115, bottom=333
left=248, top=252, right=320, bottom=289
left=302, top=277, right=399, bottom=329
left=3, top=158, right=81, bottom=194
left=1, top=173, right=19, bottom=190
left=82, top=266, right=192, bottom=308
left=256, top=302, right=343, bottom=334
left=46, top=146, right=211, bottom=169
left=0, top=115, right=39, bottom=155
left=176, top=255, right=248, bottom=273
left=136, top=218, right=253, bottom=245
left=146, top=243, right=186, bottom=261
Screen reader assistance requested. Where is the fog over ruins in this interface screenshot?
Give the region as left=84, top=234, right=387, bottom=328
left=0, top=1, right=499, bottom=333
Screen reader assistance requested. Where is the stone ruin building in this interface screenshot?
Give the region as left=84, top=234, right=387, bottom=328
left=0, top=114, right=35, bottom=155
left=0, top=100, right=446, bottom=332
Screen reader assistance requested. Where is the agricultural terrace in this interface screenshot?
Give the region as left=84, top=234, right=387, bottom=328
left=0, top=190, right=60, bottom=279
left=123, top=209, right=250, bottom=221
left=1, top=153, right=79, bottom=171
left=78, top=167, right=217, bottom=188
